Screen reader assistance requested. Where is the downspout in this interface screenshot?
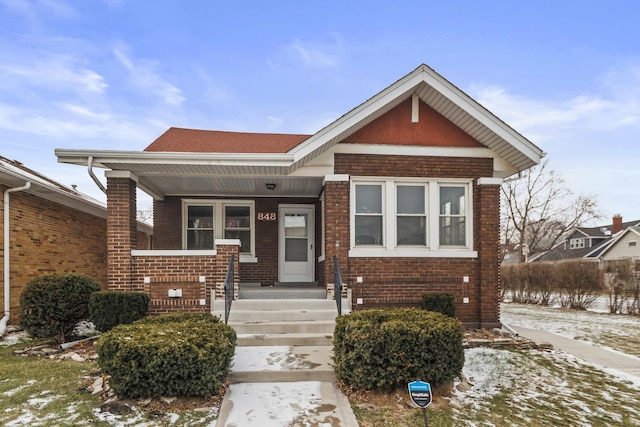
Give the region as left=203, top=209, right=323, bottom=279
left=1, top=181, right=31, bottom=336
left=87, top=156, right=107, bottom=195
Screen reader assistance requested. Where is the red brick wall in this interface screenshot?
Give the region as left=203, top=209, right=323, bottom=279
left=343, top=98, right=484, bottom=148
left=1, top=186, right=107, bottom=322
left=332, top=153, right=500, bottom=328
left=152, top=196, right=321, bottom=286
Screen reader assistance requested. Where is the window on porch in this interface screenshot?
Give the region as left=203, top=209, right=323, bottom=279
left=183, top=200, right=255, bottom=255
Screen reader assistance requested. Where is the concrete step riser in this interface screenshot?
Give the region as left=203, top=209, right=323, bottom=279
left=230, top=322, right=335, bottom=335
left=228, top=370, right=337, bottom=383
left=225, top=299, right=343, bottom=311
left=237, top=335, right=333, bottom=347
left=228, top=310, right=338, bottom=323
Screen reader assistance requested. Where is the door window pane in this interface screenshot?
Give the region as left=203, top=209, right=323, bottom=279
left=285, top=239, right=308, bottom=261
left=285, top=214, right=308, bottom=237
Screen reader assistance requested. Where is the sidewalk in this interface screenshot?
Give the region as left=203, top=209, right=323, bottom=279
left=509, top=325, right=640, bottom=378
left=214, top=345, right=359, bottom=426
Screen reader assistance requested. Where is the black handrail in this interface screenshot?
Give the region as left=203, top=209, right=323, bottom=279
left=334, top=255, right=343, bottom=316
left=223, top=254, right=235, bottom=324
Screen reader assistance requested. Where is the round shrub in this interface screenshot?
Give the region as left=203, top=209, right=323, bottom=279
left=97, top=313, right=236, bottom=399
left=89, top=291, right=150, bottom=332
left=333, top=308, right=464, bottom=391
left=421, top=293, right=456, bottom=317
left=19, top=273, right=101, bottom=344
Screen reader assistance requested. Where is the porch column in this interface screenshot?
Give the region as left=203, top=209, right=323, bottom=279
left=106, top=171, right=139, bottom=291
left=323, top=174, right=350, bottom=292
left=476, top=177, right=502, bottom=329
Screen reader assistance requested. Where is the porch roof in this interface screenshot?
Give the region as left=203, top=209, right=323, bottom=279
left=56, top=64, right=544, bottom=201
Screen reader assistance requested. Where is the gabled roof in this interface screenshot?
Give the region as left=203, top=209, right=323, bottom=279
left=597, top=226, right=640, bottom=259
left=56, top=64, right=545, bottom=200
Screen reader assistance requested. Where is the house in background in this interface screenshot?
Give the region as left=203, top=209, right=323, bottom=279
left=1, top=156, right=153, bottom=332
left=56, top=64, right=544, bottom=329
left=530, top=214, right=640, bottom=263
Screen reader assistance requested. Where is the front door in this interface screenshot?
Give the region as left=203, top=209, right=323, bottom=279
left=278, top=205, right=315, bottom=282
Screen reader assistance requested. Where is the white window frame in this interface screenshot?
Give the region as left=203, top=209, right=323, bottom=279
left=182, top=199, right=256, bottom=261
left=570, top=238, right=585, bottom=249
left=349, top=178, right=475, bottom=258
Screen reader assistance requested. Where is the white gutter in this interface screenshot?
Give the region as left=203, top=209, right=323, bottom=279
left=88, top=156, right=107, bottom=195
left=1, top=181, right=31, bottom=336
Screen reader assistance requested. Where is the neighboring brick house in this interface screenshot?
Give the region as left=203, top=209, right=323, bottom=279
left=56, top=64, right=544, bottom=328
left=0, top=156, right=153, bottom=328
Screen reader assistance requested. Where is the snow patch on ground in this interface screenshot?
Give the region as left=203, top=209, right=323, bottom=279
left=232, top=346, right=311, bottom=371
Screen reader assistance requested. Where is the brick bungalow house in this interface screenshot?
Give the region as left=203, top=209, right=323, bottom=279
left=56, top=64, right=544, bottom=328
left=1, top=156, right=153, bottom=332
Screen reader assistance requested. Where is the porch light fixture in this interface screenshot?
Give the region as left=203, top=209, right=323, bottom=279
left=266, top=183, right=276, bottom=190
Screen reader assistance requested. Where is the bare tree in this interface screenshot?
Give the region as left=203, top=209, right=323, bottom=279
left=137, top=208, right=153, bottom=225
left=502, top=159, right=601, bottom=262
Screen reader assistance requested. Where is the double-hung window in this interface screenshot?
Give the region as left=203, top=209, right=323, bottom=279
left=184, top=200, right=255, bottom=256
left=354, top=184, right=384, bottom=245
left=351, top=179, right=472, bottom=255
left=396, top=185, right=427, bottom=246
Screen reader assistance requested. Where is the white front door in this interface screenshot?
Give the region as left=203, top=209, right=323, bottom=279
left=279, top=205, right=315, bottom=282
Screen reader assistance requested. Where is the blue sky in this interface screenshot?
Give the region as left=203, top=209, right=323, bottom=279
left=1, top=0, right=639, bottom=223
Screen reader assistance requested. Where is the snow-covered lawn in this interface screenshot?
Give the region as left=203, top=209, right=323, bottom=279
left=501, top=302, right=640, bottom=358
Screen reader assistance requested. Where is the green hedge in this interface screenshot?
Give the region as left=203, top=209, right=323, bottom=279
left=97, top=313, right=236, bottom=398
left=334, top=308, right=464, bottom=391
left=19, top=273, right=101, bottom=344
left=89, top=291, right=150, bottom=332
left=420, top=293, right=455, bottom=317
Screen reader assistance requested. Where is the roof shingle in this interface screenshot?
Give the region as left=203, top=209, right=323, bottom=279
left=144, top=127, right=310, bottom=154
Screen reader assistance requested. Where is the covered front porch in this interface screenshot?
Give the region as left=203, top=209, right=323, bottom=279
left=66, top=148, right=344, bottom=315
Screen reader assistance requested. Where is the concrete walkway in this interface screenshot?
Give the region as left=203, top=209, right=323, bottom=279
left=509, top=325, right=640, bottom=378
left=213, top=297, right=359, bottom=427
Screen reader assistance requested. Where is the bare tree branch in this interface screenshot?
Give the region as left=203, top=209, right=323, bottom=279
left=501, top=159, right=601, bottom=262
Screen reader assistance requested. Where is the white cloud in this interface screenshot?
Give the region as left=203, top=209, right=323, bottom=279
left=113, top=47, right=186, bottom=106
left=0, top=54, right=108, bottom=94
left=271, top=34, right=344, bottom=70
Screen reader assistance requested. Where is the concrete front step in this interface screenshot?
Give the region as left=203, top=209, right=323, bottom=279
left=239, top=287, right=326, bottom=299
left=237, top=332, right=334, bottom=347
left=230, top=320, right=336, bottom=335
left=229, top=345, right=336, bottom=383
left=229, top=308, right=338, bottom=322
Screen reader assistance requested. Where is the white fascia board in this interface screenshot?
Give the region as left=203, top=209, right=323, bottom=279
left=55, top=149, right=295, bottom=168
left=418, top=66, right=544, bottom=165
left=290, top=71, right=422, bottom=163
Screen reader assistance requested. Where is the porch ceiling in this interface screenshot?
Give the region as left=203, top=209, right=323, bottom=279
left=141, top=175, right=324, bottom=198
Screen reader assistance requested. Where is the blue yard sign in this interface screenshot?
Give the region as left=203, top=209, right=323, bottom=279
left=408, top=380, right=432, bottom=427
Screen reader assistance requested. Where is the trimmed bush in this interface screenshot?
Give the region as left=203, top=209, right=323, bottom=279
left=334, top=308, right=464, bottom=391
left=421, top=293, right=455, bottom=317
left=97, top=313, right=236, bottom=399
left=19, top=273, right=101, bottom=344
left=89, top=291, right=150, bottom=332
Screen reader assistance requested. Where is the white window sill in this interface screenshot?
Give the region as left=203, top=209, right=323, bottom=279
left=132, top=250, right=217, bottom=256
left=348, top=249, right=478, bottom=258
left=240, top=255, right=258, bottom=263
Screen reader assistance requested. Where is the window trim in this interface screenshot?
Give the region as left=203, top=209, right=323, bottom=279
left=350, top=178, right=475, bottom=257
left=182, top=199, right=256, bottom=258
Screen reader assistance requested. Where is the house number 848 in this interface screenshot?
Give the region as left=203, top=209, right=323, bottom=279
left=257, top=212, right=277, bottom=221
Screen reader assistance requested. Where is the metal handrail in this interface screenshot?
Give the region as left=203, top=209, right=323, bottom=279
left=334, top=255, right=343, bottom=316
left=223, top=254, right=235, bottom=324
